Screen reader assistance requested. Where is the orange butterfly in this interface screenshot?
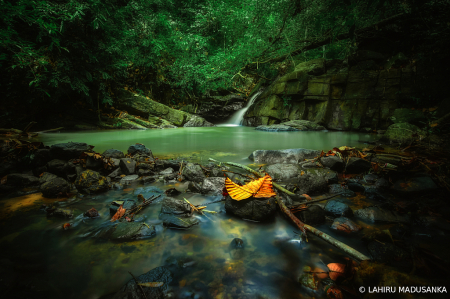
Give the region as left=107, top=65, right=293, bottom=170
left=225, top=174, right=276, bottom=200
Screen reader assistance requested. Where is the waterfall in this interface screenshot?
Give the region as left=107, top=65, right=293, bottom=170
left=225, top=91, right=262, bottom=126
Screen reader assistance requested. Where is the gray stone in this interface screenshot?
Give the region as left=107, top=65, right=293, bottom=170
left=183, top=163, right=206, bottom=183
left=324, top=200, right=353, bottom=217
left=294, top=205, right=325, bottom=225
left=6, top=173, right=40, bottom=186
left=102, top=149, right=125, bottom=159
left=40, top=177, right=70, bottom=198
left=297, top=168, right=336, bottom=195
left=331, top=217, right=361, bottom=233
left=50, top=142, right=91, bottom=160
left=120, top=174, right=139, bottom=184
left=159, top=214, right=200, bottom=229
left=39, top=172, right=58, bottom=184
left=329, top=184, right=356, bottom=197
left=160, top=167, right=174, bottom=175
left=183, top=116, right=215, bottom=127
left=127, top=144, right=152, bottom=156
left=74, top=170, right=109, bottom=194
left=47, top=159, right=67, bottom=177
left=249, top=148, right=321, bottom=164
left=119, top=158, right=136, bottom=175
left=160, top=197, right=192, bottom=215
left=110, top=199, right=136, bottom=215
left=255, top=124, right=299, bottom=132
left=320, top=156, right=344, bottom=172
left=108, top=222, right=156, bottom=240
left=202, top=177, right=226, bottom=194
left=355, top=207, right=410, bottom=223
left=107, top=168, right=122, bottom=178
left=264, top=163, right=301, bottom=181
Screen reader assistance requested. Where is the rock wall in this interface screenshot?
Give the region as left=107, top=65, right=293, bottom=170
left=244, top=54, right=419, bottom=131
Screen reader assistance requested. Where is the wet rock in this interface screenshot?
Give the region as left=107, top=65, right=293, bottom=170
left=280, top=120, right=325, bottom=131
left=381, top=122, right=426, bottom=144
left=331, top=217, right=361, bottom=233
left=374, top=177, right=389, bottom=189
left=347, top=182, right=365, bottom=192
left=84, top=207, right=99, bottom=218
left=107, top=222, right=156, bottom=240
left=320, top=156, right=344, bottom=172
left=255, top=124, right=299, bottom=132
left=182, top=163, right=206, bottom=183
left=363, top=173, right=378, bottom=184
left=367, top=241, right=409, bottom=268
left=187, top=181, right=202, bottom=193
left=120, top=174, right=139, bottom=185
left=47, top=159, right=67, bottom=177
left=294, top=205, right=325, bottom=225
left=110, top=200, right=136, bottom=215
left=159, top=160, right=181, bottom=171
left=50, top=142, right=91, bottom=160
left=202, top=177, right=225, bottom=194
left=119, top=158, right=136, bottom=175
left=165, top=188, right=181, bottom=197
left=127, top=144, right=152, bottom=157
left=364, top=188, right=389, bottom=201
left=40, top=177, right=70, bottom=198
left=324, top=200, right=353, bottom=217
left=32, top=165, right=48, bottom=177
left=345, top=157, right=371, bottom=174
left=137, top=169, right=152, bottom=176
left=329, top=184, right=356, bottom=197
left=86, top=156, right=103, bottom=171
left=110, top=158, right=121, bottom=168
left=159, top=214, right=200, bottom=229
left=225, top=196, right=277, bottom=221
left=75, top=170, right=109, bottom=194
left=102, top=149, right=125, bottom=159
left=227, top=173, right=247, bottom=185
left=142, top=176, right=156, bottom=184
left=249, top=148, right=321, bottom=164
left=160, top=167, right=174, bottom=175
left=6, top=173, right=39, bottom=186
left=137, top=163, right=153, bottom=171
left=107, top=168, right=122, bottom=178
left=133, top=153, right=155, bottom=163
left=0, top=160, right=18, bottom=177
left=355, top=206, right=410, bottom=223
left=391, top=176, right=438, bottom=195
left=46, top=207, right=73, bottom=218
left=39, top=172, right=58, bottom=184
left=160, top=197, right=192, bottom=215
left=390, top=108, right=426, bottom=126
left=264, top=163, right=300, bottom=181
left=163, top=173, right=178, bottom=182
left=33, top=148, right=51, bottom=167
left=229, top=238, right=245, bottom=259
left=297, top=169, right=335, bottom=195
left=110, top=266, right=172, bottom=299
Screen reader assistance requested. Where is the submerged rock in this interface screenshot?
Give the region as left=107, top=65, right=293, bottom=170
left=75, top=170, right=109, bottom=194
left=331, top=217, right=361, bottom=233
left=160, top=197, right=192, bottom=216
left=225, top=196, right=277, bottom=221
left=355, top=206, right=410, bottom=223
left=249, top=148, right=321, bottom=164
left=159, top=214, right=200, bottom=229
left=110, top=199, right=136, bottom=216
left=84, top=207, right=99, bottom=218
left=329, top=184, right=356, bottom=197
left=110, top=266, right=172, bottom=299
left=324, top=200, right=353, bottom=217
left=46, top=207, right=73, bottom=218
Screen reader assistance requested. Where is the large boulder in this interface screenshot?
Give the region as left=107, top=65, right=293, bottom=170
left=40, top=177, right=70, bottom=197
left=110, top=266, right=172, bottom=299
left=127, top=144, right=153, bottom=157
left=119, top=158, right=136, bottom=175
left=74, top=170, right=109, bottom=194
left=249, top=148, right=321, bottom=164
left=225, top=196, right=277, bottom=221
left=47, top=159, right=68, bottom=177
left=281, top=120, right=325, bottom=131
left=49, top=142, right=91, bottom=160
left=264, top=163, right=301, bottom=181
left=182, top=163, right=206, bottom=183
left=320, top=156, right=345, bottom=172
left=381, top=122, right=426, bottom=144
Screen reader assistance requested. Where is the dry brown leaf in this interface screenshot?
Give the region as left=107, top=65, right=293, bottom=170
left=327, top=263, right=346, bottom=281
left=225, top=174, right=276, bottom=200
left=111, top=205, right=126, bottom=222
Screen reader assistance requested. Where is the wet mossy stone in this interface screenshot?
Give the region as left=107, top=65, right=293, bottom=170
left=160, top=197, right=192, bottom=215
left=40, top=177, right=70, bottom=198
left=159, top=214, right=199, bottom=229
left=111, top=266, right=172, bottom=299
left=103, top=149, right=125, bottom=159
left=110, top=199, right=136, bottom=216
left=324, top=200, right=353, bottom=217
left=295, top=205, right=325, bottom=225
left=255, top=124, right=299, bottom=132
left=75, top=170, right=109, bottom=194
left=355, top=206, right=410, bottom=223
left=225, top=196, right=277, bottom=221
left=108, top=222, right=156, bottom=240
left=183, top=163, right=206, bottom=183
left=49, top=142, right=91, bottom=160
left=329, top=184, right=356, bottom=197
left=381, top=122, right=426, bottom=144
left=390, top=108, right=426, bottom=126
left=296, top=168, right=334, bottom=195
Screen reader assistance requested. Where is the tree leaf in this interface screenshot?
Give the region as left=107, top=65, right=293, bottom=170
left=110, top=205, right=126, bottom=222
left=225, top=174, right=276, bottom=200
left=327, top=263, right=346, bottom=281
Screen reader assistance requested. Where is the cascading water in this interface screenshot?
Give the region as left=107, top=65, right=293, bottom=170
left=224, top=91, right=262, bottom=126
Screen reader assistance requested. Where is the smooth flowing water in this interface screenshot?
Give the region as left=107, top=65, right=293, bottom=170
left=38, top=127, right=378, bottom=163
left=0, top=127, right=381, bottom=298
left=225, top=91, right=262, bottom=125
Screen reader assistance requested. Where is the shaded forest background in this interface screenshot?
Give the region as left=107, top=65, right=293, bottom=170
left=1, top=0, right=449, bottom=128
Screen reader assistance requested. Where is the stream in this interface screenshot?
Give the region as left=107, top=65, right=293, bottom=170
left=1, top=128, right=384, bottom=299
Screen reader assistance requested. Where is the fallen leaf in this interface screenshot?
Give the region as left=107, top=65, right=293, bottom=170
left=138, top=282, right=164, bottom=287
left=327, top=263, right=346, bottom=281
left=225, top=174, right=276, bottom=200
left=111, top=205, right=126, bottom=222
left=62, top=223, right=71, bottom=230
left=326, top=285, right=344, bottom=299
left=302, top=194, right=312, bottom=201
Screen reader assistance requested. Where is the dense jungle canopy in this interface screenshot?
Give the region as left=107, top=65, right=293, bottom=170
left=1, top=0, right=449, bottom=118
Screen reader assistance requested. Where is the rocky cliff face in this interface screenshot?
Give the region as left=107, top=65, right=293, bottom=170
left=244, top=52, right=419, bottom=131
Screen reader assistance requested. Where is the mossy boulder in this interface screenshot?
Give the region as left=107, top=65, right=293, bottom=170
left=381, top=122, right=426, bottom=144
left=75, top=170, right=109, bottom=194
left=390, top=108, right=426, bottom=125
left=40, top=177, right=70, bottom=198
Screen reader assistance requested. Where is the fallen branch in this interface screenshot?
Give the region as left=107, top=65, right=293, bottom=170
left=277, top=195, right=371, bottom=262
left=290, top=193, right=342, bottom=207
left=31, top=127, right=64, bottom=133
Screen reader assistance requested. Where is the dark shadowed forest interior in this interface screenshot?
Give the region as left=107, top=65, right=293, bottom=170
left=1, top=1, right=450, bottom=298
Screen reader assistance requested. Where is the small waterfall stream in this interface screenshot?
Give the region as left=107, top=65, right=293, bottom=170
left=224, top=91, right=262, bottom=126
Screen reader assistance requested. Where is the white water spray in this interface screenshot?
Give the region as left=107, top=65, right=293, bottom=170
left=225, top=91, right=262, bottom=126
